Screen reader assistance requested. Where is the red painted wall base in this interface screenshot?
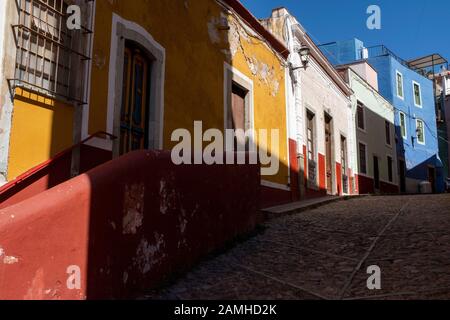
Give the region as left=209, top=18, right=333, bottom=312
left=356, top=174, right=399, bottom=194
left=0, top=151, right=260, bottom=300
left=260, top=185, right=292, bottom=208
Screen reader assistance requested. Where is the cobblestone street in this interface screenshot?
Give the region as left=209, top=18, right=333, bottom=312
left=147, top=194, right=450, bottom=300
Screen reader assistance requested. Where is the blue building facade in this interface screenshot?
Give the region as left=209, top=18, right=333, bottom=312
left=320, top=39, right=444, bottom=193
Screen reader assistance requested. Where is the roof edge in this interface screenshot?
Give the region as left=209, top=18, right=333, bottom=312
left=221, top=0, right=290, bottom=60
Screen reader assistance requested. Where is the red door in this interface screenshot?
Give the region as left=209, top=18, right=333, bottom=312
left=325, top=115, right=333, bottom=194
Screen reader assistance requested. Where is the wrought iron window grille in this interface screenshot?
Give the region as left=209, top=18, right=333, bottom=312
left=9, top=0, right=95, bottom=105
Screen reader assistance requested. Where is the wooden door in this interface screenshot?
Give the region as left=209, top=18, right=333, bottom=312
left=307, top=112, right=316, bottom=189
left=325, top=115, right=333, bottom=194
left=120, top=45, right=150, bottom=155
left=428, top=167, right=436, bottom=193
left=341, top=136, right=348, bottom=194
left=399, top=159, right=406, bottom=193
left=231, top=84, right=246, bottom=131
left=229, top=83, right=247, bottom=149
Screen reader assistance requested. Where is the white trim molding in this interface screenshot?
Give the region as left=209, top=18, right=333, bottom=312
left=261, top=179, right=291, bottom=191
left=396, top=70, right=404, bottom=100
left=415, top=118, right=426, bottom=145
left=412, top=81, right=423, bottom=108
left=399, top=111, right=408, bottom=140
left=92, top=13, right=166, bottom=153
left=223, top=62, right=255, bottom=132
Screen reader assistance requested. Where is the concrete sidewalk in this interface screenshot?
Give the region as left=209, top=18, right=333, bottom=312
left=261, top=195, right=361, bottom=218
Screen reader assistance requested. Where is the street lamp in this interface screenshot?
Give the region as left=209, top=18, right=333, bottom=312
left=299, top=46, right=310, bottom=66
left=290, top=45, right=311, bottom=71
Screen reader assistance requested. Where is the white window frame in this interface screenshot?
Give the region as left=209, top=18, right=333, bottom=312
left=223, top=63, right=254, bottom=132
left=416, top=119, right=426, bottom=145
left=412, top=81, right=423, bottom=108
left=445, top=76, right=450, bottom=96
left=399, top=112, right=407, bottom=140
left=106, top=13, right=166, bottom=155
left=396, top=71, right=404, bottom=100
left=358, top=141, right=368, bottom=175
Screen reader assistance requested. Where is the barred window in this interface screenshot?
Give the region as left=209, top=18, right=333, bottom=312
left=11, top=0, right=94, bottom=104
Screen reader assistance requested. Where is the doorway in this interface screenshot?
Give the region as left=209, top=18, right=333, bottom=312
left=373, top=156, right=380, bottom=191
left=111, top=19, right=165, bottom=158
left=306, top=111, right=317, bottom=190
left=325, top=114, right=333, bottom=194
left=228, top=82, right=248, bottom=150
left=399, top=159, right=406, bottom=193
left=341, top=135, right=348, bottom=194
left=120, top=42, right=152, bottom=155
left=428, top=166, right=436, bottom=193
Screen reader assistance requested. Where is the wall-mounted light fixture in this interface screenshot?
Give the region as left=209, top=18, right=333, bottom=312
left=290, top=45, right=311, bottom=71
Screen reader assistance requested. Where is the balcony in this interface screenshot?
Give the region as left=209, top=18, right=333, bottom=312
left=362, top=46, right=448, bottom=80
left=364, top=45, right=410, bottom=68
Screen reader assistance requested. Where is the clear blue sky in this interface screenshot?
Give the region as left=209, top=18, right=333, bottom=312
left=241, top=0, right=450, bottom=63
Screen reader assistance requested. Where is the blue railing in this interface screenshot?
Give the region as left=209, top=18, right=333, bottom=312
left=363, top=45, right=410, bottom=68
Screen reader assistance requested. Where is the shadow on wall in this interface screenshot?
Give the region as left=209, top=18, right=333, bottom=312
left=355, top=106, right=400, bottom=195
left=0, top=0, right=294, bottom=300
left=407, top=155, right=445, bottom=193
left=2, top=0, right=295, bottom=209
left=395, top=123, right=444, bottom=194
left=0, top=131, right=114, bottom=210
left=0, top=151, right=260, bottom=300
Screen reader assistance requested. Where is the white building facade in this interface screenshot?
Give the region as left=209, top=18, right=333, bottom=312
left=262, top=8, right=355, bottom=198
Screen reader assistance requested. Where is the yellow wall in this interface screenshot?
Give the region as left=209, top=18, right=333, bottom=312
left=6, top=0, right=288, bottom=186
left=89, top=0, right=226, bottom=136
left=89, top=0, right=289, bottom=186
left=7, top=89, right=74, bottom=180
left=228, top=14, right=288, bottom=185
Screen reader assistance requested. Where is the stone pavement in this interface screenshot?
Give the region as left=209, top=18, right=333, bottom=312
left=145, top=194, right=450, bottom=300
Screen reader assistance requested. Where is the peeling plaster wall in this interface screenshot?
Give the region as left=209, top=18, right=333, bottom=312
left=223, top=11, right=289, bottom=187
left=90, top=0, right=289, bottom=188
left=0, top=150, right=260, bottom=299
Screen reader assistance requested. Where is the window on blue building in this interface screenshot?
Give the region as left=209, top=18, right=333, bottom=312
left=416, top=119, right=425, bottom=145
left=400, top=112, right=407, bottom=139
left=396, top=71, right=404, bottom=99
left=413, top=82, right=422, bottom=107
